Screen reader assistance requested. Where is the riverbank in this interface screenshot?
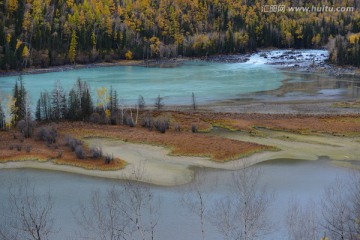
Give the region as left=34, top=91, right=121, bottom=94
left=1, top=49, right=359, bottom=78
left=1, top=111, right=359, bottom=185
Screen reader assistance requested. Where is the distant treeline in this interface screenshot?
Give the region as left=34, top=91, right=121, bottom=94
left=0, top=0, right=359, bottom=69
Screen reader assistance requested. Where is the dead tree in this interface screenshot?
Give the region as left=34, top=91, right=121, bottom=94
left=191, top=92, right=196, bottom=110
left=286, top=199, right=319, bottom=240
left=181, top=172, right=212, bottom=240
left=321, top=173, right=360, bottom=240
left=154, top=95, right=164, bottom=110
left=208, top=165, right=274, bottom=240
left=0, top=181, right=54, bottom=240
left=75, top=164, right=160, bottom=240
left=230, top=166, right=274, bottom=240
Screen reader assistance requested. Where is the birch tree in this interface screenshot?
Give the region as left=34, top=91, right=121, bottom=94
left=230, top=166, right=274, bottom=240
left=208, top=165, right=274, bottom=240
left=181, top=172, right=212, bottom=240
left=51, top=80, right=67, bottom=120
left=286, top=199, right=319, bottom=240
left=321, top=173, right=360, bottom=240
left=0, top=181, right=55, bottom=240
left=76, top=164, right=160, bottom=240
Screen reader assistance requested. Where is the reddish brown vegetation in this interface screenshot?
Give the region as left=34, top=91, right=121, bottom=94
left=199, top=113, right=360, bottom=135
left=0, top=129, right=126, bottom=170
left=58, top=121, right=274, bottom=162
left=1, top=111, right=359, bottom=168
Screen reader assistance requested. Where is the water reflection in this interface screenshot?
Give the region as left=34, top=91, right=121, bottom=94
left=0, top=160, right=352, bottom=240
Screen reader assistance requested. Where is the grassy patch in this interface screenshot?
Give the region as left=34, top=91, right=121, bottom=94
left=54, top=158, right=126, bottom=170
left=333, top=101, right=360, bottom=108
left=0, top=154, right=49, bottom=163
left=59, top=122, right=275, bottom=162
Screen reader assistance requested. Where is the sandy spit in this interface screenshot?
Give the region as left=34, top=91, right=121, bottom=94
left=1, top=131, right=359, bottom=186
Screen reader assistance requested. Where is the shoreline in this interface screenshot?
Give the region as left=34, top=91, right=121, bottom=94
left=0, top=49, right=359, bottom=78
left=0, top=49, right=359, bottom=185
left=1, top=128, right=359, bottom=186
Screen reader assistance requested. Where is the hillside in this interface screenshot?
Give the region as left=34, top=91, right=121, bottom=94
left=0, top=0, right=359, bottom=70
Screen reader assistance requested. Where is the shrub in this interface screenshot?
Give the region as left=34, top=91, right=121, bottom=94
left=64, top=136, right=83, bottom=152
left=104, top=154, right=114, bottom=164
left=154, top=117, right=169, bottom=133
left=17, top=119, right=35, bottom=138
left=174, top=123, right=181, bottom=132
left=56, top=150, right=63, bottom=159
left=90, top=112, right=101, bottom=124
left=110, top=117, right=117, bottom=125
left=191, top=124, right=198, bottom=133
left=141, top=114, right=153, bottom=130
left=35, top=126, right=57, bottom=144
left=126, top=116, right=134, bottom=127
left=16, top=145, right=22, bottom=151
left=25, top=145, right=32, bottom=153
left=90, top=146, right=103, bottom=159
left=75, top=145, right=85, bottom=159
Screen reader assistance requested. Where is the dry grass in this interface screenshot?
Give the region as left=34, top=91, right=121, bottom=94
left=333, top=101, right=360, bottom=109
left=198, top=112, right=360, bottom=136
left=2, top=111, right=359, bottom=166
left=0, top=129, right=126, bottom=170
left=54, top=158, right=126, bottom=170
left=58, top=121, right=276, bottom=162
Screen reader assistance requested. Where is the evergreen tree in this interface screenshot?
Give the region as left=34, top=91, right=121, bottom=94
left=108, top=86, right=118, bottom=118
left=36, top=91, right=52, bottom=121
left=35, top=98, right=41, bottom=121
left=12, top=76, right=27, bottom=124
left=1, top=0, right=360, bottom=68
left=81, top=87, right=93, bottom=120
left=67, top=89, right=80, bottom=121
left=0, top=102, right=5, bottom=130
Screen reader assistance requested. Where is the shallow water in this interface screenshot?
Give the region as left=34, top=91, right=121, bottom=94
left=0, top=50, right=358, bottom=106
left=0, top=61, right=284, bottom=105
left=0, top=160, right=352, bottom=240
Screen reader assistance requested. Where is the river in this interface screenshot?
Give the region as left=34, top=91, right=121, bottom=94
left=0, top=49, right=358, bottom=239
left=0, top=50, right=358, bottom=106
left=0, top=160, right=352, bottom=240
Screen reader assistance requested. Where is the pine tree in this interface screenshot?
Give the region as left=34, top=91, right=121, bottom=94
left=12, top=76, right=27, bottom=124
left=0, top=101, right=5, bottom=130
left=67, top=89, right=80, bottom=121
left=81, top=87, right=93, bottom=120
left=108, top=86, right=118, bottom=118
left=35, top=98, right=41, bottom=121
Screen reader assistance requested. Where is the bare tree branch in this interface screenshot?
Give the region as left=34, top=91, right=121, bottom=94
left=0, top=180, right=54, bottom=240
